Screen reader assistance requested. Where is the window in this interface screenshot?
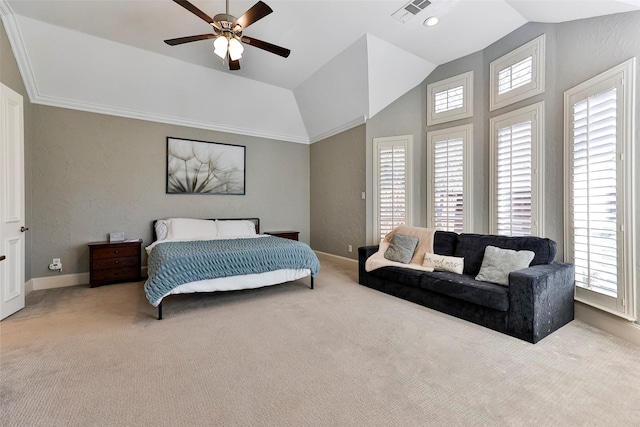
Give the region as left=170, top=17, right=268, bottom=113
left=427, top=124, right=473, bottom=233
left=490, top=35, right=545, bottom=111
left=489, top=102, right=544, bottom=237
left=427, top=71, right=473, bottom=125
left=564, top=58, right=636, bottom=320
left=373, top=135, right=413, bottom=242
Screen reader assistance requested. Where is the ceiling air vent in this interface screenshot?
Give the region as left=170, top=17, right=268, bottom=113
left=392, top=0, right=431, bottom=23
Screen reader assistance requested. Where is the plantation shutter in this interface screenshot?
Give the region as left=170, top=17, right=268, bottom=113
left=377, top=143, right=408, bottom=238
left=571, top=87, right=618, bottom=297
left=496, top=121, right=532, bottom=236
left=498, top=56, right=533, bottom=95
left=433, top=138, right=464, bottom=232
left=434, top=85, right=464, bottom=113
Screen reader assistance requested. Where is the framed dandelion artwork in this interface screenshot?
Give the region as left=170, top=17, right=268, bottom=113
left=166, top=137, right=246, bottom=195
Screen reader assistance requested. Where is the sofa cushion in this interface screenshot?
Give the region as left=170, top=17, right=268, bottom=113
left=369, top=266, right=424, bottom=289
left=433, top=231, right=458, bottom=256
left=420, top=271, right=510, bottom=312
left=455, top=234, right=557, bottom=276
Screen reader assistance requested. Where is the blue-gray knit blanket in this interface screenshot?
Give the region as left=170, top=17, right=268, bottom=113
left=144, top=236, right=320, bottom=306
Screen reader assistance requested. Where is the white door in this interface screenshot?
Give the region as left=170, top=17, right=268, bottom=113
left=0, top=83, right=26, bottom=320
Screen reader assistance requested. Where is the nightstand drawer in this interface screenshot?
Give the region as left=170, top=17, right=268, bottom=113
left=92, top=256, right=139, bottom=270
left=91, top=266, right=139, bottom=283
left=91, top=246, right=139, bottom=259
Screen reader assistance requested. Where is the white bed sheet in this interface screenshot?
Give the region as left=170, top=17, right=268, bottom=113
left=164, top=268, right=312, bottom=300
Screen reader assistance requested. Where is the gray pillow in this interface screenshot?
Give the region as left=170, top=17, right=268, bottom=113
left=475, top=245, right=535, bottom=286
left=384, top=233, right=419, bottom=264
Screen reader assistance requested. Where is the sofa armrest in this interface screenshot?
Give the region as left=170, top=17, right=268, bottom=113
left=358, top=245, right=380, bottom=286
left=508, top=262, right=575, bottom=343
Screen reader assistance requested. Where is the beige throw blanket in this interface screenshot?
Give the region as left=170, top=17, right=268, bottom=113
left=365, top=226, right=436, bottom=273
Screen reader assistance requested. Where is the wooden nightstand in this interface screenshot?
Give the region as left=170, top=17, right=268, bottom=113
left=264, top=231, right=299, bottom=241
left=88, top=239, right=142, bottom=287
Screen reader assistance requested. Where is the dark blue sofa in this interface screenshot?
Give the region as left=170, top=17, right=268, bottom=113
left=358, top=232, right=575, bottom=343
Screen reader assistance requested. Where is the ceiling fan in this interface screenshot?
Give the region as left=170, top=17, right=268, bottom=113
left=164, top=0, right=290, bottom=71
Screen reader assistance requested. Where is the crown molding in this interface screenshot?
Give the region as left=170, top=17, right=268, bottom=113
left=0, top=0, right=39, bottom=101
left=32, top=92, right=310, bottom=144
left=309, top=115, right=367, bottom=144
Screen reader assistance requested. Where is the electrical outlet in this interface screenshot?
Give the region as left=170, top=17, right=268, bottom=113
left=49, top=258, right=63, bottom=271
left=348, top=245, right=353, bottom=253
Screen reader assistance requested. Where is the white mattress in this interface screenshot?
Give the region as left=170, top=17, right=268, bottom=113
left=163, top=268, right=311, bottom=300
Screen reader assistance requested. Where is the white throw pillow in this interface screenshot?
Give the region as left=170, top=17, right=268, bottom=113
left=423, top=253, right=464, bottom=274
left=475, top=245, right=535, bottom=286
left=154, top=220, right=169, bottom=241
left=215, top=220, right=257, bottom=237
left=166, top=218, right=218, bottom=240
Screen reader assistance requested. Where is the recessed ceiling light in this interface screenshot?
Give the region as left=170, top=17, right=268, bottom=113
left=424, top=16, right=439, bottom=27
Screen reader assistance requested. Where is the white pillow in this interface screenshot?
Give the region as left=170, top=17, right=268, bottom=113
left=165, top=218, right=218, bottom=240
left=423, top=253, right=464, bottom=274
left=475, top=245, right=535, bottom=286
left=215, top=220, right=257, bottom=237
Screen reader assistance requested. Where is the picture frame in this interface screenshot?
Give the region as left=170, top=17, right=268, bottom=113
left=166, top=137, right=246, bottom=195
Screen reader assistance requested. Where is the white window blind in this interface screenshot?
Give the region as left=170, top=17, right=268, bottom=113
left=373, top=136, right=413, bottom=241
left=490, top=102, right=543, bottom=237
left=564, top=58, right=636, bottom=320
left=498, top=56, right=533, bottom=95
left=571, top=87, right=618, bottom=297
left=379, top=145, right=407, bottom=237
left=433, top=138, right=464, bottom=232
left=496, top=121, right=533, bottom=236
left=427, top=124, right=472, bottom=233
left=434, top=86, right=464, bottom=113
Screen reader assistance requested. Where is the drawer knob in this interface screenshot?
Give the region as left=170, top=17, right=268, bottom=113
left=114, top=250, right=119, bottom=254
left=114, top=271, right=119, bottom=275
left=115, top=260, right=119, bottom=264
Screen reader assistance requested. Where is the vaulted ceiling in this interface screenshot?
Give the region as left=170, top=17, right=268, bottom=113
left=2, top=0, right=639, bottom=143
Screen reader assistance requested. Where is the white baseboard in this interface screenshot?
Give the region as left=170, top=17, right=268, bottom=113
left=27, top=272, right=90, bottom=293
left=315, top=250, right=358, bottom=267
left=26, top=266, right=148, bottom=295
left=575, top=301, right=640, bottom=347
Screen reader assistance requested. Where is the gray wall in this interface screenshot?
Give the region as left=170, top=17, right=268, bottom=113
left=28, top=105, right=310, bottom=277
left=1, top=21, right=32, bottom=280
left=310, top=124, right=365, bottom=260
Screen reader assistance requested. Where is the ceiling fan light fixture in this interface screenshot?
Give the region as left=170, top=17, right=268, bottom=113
left=213, top=35, right=229, bottom=59
left=228, top=37, right=244, bottom=61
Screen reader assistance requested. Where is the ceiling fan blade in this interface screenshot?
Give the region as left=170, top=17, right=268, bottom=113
left=233, top=1, right=273, bottom=30
left=164, top=33, right=217, bottom=46
left=173, top=0, right=220, bottom=29
left=241, top=36, right=290, bottom=58
left=229, top=59, right=241, bottom=71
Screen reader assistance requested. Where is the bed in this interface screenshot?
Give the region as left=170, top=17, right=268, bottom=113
left=144, top=218, right=320, bottom=319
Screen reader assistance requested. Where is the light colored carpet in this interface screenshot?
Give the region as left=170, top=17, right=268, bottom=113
left=1, top=258, right=639, bottom=426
